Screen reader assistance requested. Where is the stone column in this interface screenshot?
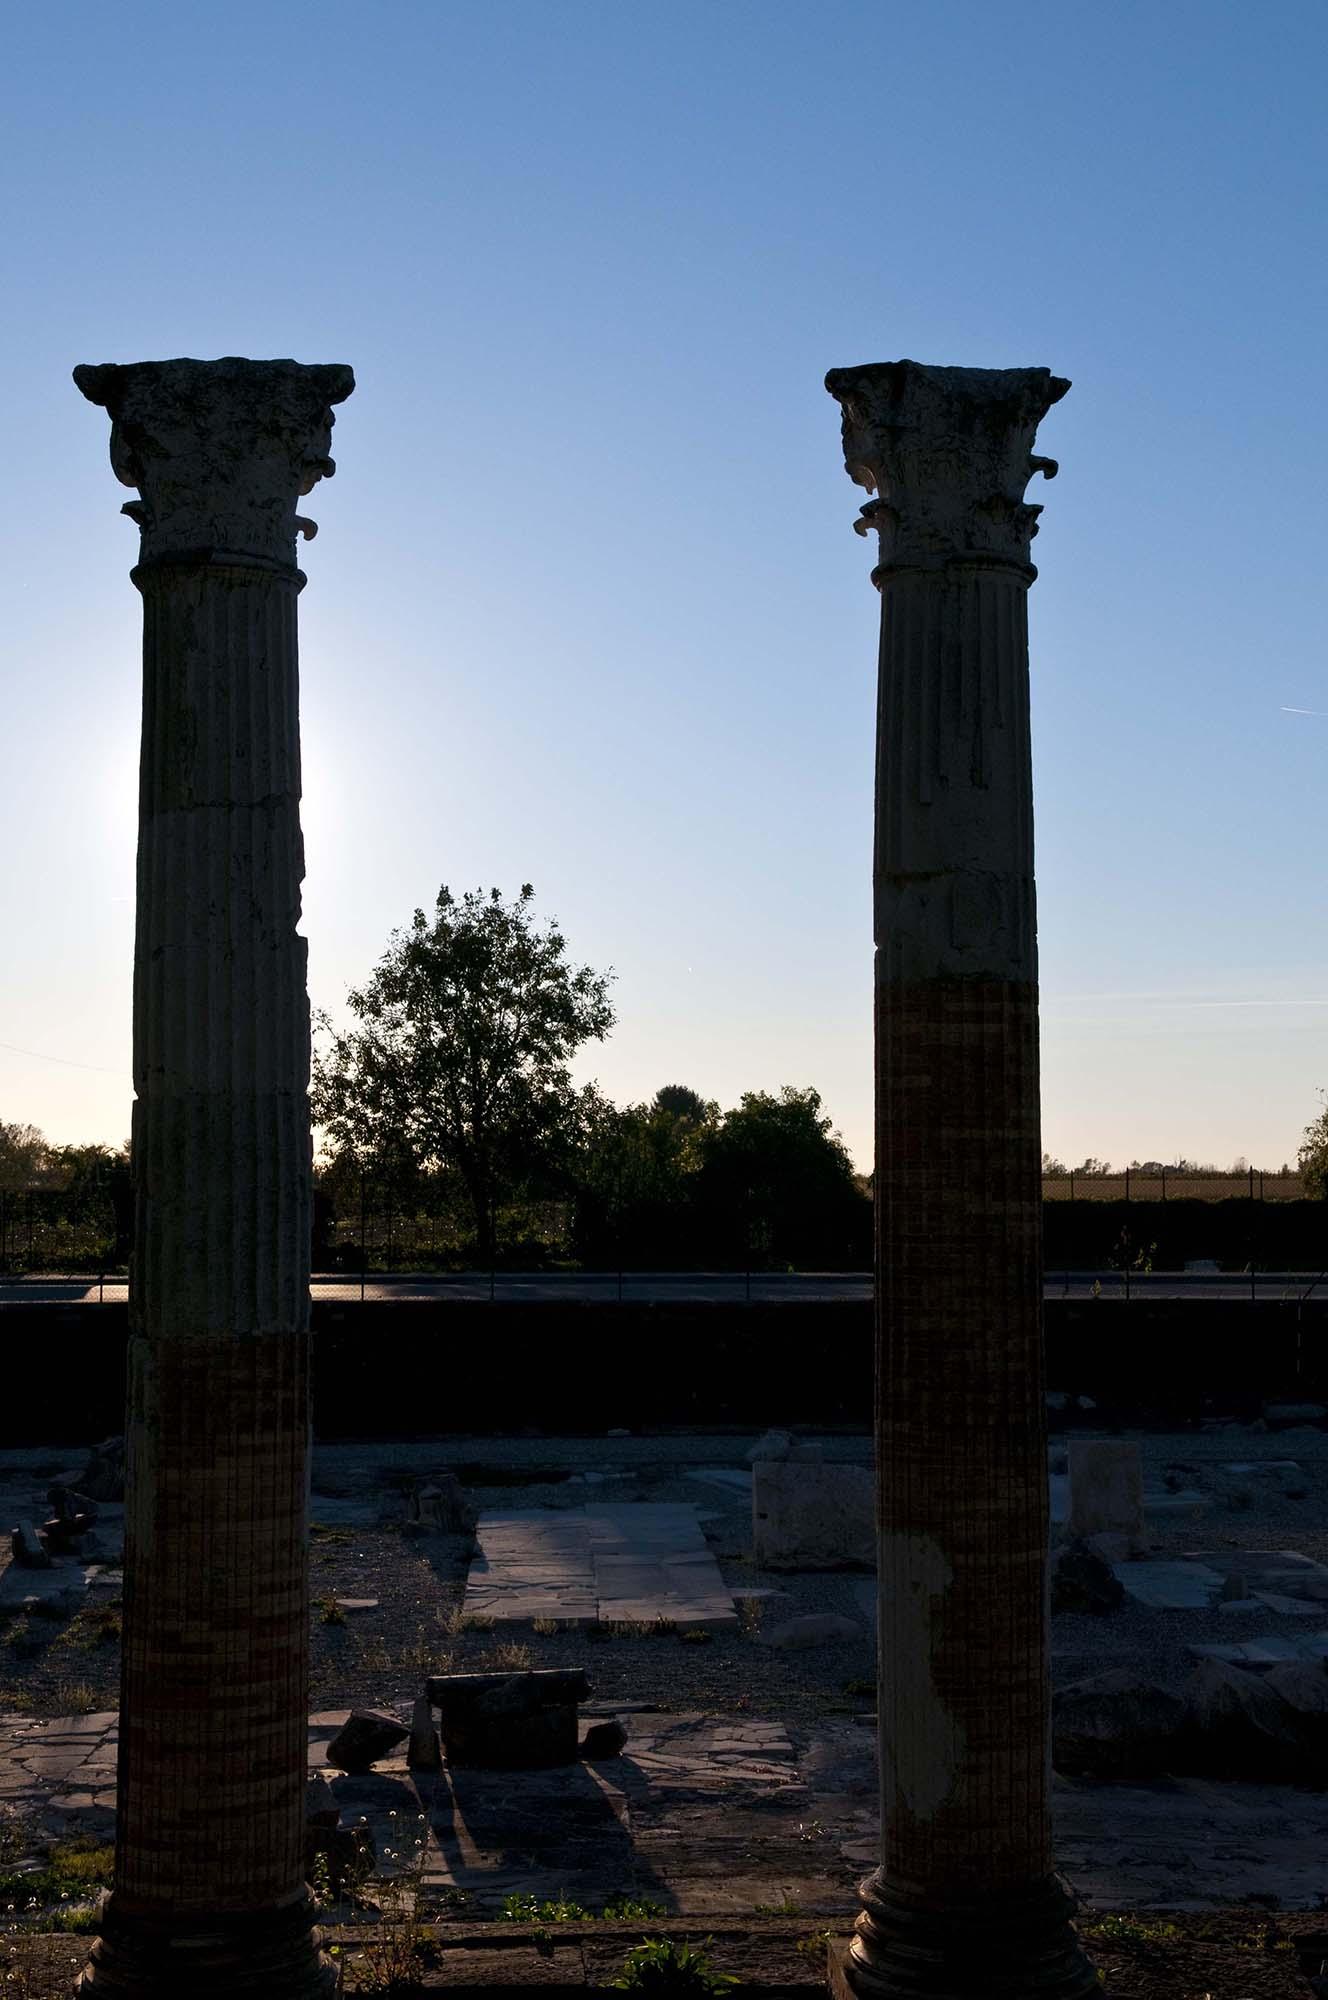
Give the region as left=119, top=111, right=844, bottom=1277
left=823, top=362, right=1098, bottom=1999
left=73, top=357, right=353, bottom=1998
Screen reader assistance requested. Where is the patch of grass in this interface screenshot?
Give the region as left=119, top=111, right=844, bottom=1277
left=602, top=1893, right=667, bottom=1920
left=1080, top=1916, right=1181, bottom=1945
left=310, top=1524, right=353, bottom=1542
left=396, top=1628, right=452, bottom=1677
left=531, top=1617, right=561, bottom=1636
left=49, top=1682, right=100, bottom=1714
left=794, top=1928, right=832, bottom=1959
left=608, top=1937, right=736, bottom=1993
left=754, top=1893, right=801, bottom=1916
left=50, top=1837, right=114, bottom=1887
left=483, top=1641, right=534, bottom=1671
left=318, top=1595, right=346, bottom=1626
left=842, top=1678, right=876, bottom=1698
left=500, top=1891, right=590, bottom=1924
left=678, top=1627, right=712, bottom=1645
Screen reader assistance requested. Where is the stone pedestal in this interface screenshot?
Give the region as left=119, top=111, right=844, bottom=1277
left=1068, top=1440, right=1145, bottom=1546
left=824, top=361, right=1098, bottom=1998
left=73, top=357, right=353, bottom=1999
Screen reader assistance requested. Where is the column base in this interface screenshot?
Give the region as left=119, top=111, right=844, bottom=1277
left=830, top=1870, right=1103, bottom=1999
left=74, top=1891, right=338, bottom=1998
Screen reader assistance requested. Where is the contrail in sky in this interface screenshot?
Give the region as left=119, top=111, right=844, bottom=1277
left=1282, top=705, right=1328, bottom=716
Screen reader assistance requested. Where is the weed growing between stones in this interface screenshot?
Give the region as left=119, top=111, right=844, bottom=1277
left=335, top=1810, right=433, bottom=1995
left=320, top=1596, right=347, bottom=1626
left=608, top=1937, right=736, bottom=1993
left=500, top=1892, right=590, bottom=1923
left=47, top=1683, right=98, bottom=1714
left=487, top=1642, right=534, bottom=1671
left=754, top=1893, right=801, bottom=1916
left=678, top=1628, right=711, bottom=1645
left=794, top=1928, right=832, bottom=1958
left=602, top=1893, right=666, bottom=1920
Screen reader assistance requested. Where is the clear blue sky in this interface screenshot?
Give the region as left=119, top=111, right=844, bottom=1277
left=3, top=0, right=1327, bottom=1173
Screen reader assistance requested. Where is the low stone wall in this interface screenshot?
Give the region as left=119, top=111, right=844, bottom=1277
left=0, top=1298, right=1325, bottom=1444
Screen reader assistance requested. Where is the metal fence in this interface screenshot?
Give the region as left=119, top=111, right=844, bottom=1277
left=0, top=1168, right=1312, bottom=1275
left=1041, top=1170, right=1305, bottom=1202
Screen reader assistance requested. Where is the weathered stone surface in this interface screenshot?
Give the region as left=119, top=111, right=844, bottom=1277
left=1051, top=1671, right=1187, bottom=1779
left=1183, top=1657, right=1305, bottom=1779
left=1264, top=1403, right=1328, bottom=1428
left=409, top=1474, right=477, bottom=1535
left=746, top=1429, right=794, bottom=1462
left=76, top=1437, right=125, bottom=1502
left=407, top=1695, right=442, bottom=1772
left=1051, top=1538, right=1125, bottom=1615
left=74, top=355, right=354, bottom=1999
left=580, top=1718, right=628, bottom=1759
left=763, top=1613, right=863, bottom=1652
left=10, top=1522, right=52, bottom=1568
left=47, top=1485, right=98, bottom=1524
left=429, top=1669, right=588, bottom=1770
left=304, top=1770, right=340, bottom=1828
left=751, top=1462, right=874, bottom=1569
left=325, top=1710, right=410, bottom=1775
left=1264, top=1661, right=1328, bottom=1779
left=1067, top=1441, right=1144, bottom=1545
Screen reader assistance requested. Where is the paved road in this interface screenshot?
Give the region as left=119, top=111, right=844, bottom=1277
left=2, top=1270, right=1326, bottom=1306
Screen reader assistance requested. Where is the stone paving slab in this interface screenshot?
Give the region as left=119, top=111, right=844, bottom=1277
left=1187, top=1633, right=1328, bottom=1666
left=11, top=1705, right=1328, bottom=1912
left=463, top=1506, right=738, bottom=1631
left=1114, top=1549, right=1328, bottom=1610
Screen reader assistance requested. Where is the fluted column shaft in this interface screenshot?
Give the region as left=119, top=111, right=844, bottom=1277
left=74, top=357, right=353, bottom=1999
left=824, top=361, right=1098, bottom=2000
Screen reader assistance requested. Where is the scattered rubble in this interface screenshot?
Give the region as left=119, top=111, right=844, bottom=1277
left=324, top=1708, right=411, bottom=1774
left=1052, top=1670, right=1187, bottom=1778
left=1051, top=1538, right=1125, bottom=1615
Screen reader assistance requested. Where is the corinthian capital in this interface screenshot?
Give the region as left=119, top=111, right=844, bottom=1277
left=824, top=359, right=1068, bottom=576
left=74, top=356, right=355, bottom=569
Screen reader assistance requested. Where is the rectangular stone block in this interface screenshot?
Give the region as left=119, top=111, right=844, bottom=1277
left=751, top=1461, right=874, bottom=1569
left=1068, top=1441, right=1143, bottom=1543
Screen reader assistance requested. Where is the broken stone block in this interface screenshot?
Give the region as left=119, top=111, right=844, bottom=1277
left=1067, top=1441, right=1144, bottom=1547
left=1183, top=1657, right=1305, bottom=1780
left=407, top=1695, right=442, bottom=1772
left=11, top=1523, right=53, bottom=1569
left=77, top=1437, right=126, bottom=1502
left=763, top=1613, right=863, bottom=1651
left=324, top=1709, right=410, bottom=1774
left=47, top=1485, right=98, bottom=1525
left=752, top=1461, right=874, bottom=1569
left=1264, top=1661, right=1328, bottom=1782
left=428, top=1668, right=591, bottom=1770
left=581, top=1718, right=628, bottom=1759
left=1051, top=1538, right=1124, bottom=1615
left=1052, top=1670, right=1187, bottom=1779
left=305, top=1770, right=340, bottom=1828
left=408, top=1474, right=477, bottom=1535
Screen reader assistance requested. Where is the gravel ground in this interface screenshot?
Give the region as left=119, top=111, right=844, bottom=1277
left=2, top=1422, right=1327, bottom=1730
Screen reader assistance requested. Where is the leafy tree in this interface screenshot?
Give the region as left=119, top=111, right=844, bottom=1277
left=693, top=1085, right=869, bottom=1268
left=0, top=1121, right=55, bottom=1191
left=568, top=1084, right=718, bottom=1266
left=312, top=884, right=615, bottom=1263
left=1299, top=1091, right=1328, bottom=1199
